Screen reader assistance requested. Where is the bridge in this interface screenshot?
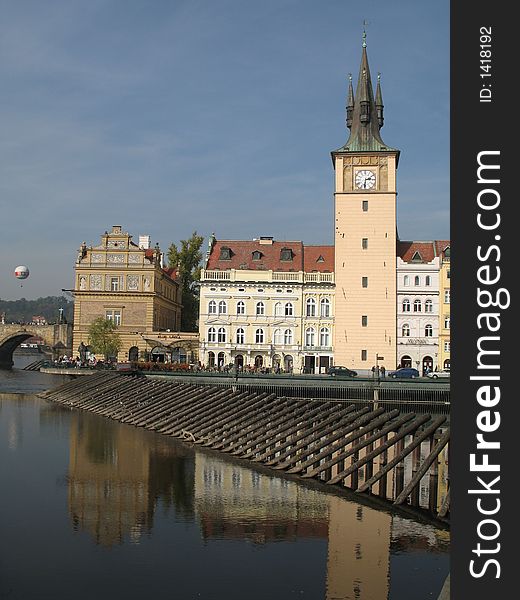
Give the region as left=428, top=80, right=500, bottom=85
left=0, top=323, right=73, bottom=369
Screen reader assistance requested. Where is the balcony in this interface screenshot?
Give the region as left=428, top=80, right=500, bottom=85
left=201, top=269, right=334, bottom=285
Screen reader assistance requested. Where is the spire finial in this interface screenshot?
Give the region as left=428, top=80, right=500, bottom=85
left=362, top=20, right=368, bottom=47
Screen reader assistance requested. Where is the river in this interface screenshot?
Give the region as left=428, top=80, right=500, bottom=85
left=0, top=354, right=449, bottom=600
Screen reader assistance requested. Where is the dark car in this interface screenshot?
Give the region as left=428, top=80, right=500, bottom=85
left=328, top=366, right=357, bottom=377
left=388, top=367, right=420, bottom=379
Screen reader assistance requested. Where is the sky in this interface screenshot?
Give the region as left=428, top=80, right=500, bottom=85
left=0, top=0, right=449, bottom=301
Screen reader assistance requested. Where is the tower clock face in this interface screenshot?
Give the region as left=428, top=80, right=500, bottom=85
left=355, top=170, right=376, bottom=190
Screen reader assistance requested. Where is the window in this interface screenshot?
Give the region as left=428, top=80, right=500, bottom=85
left=447, top=270, right=451, bottom=279
left=362, top=238, right=368, bottom=249
left=236, top=328, right=245, bottom=344
left=362, top=315, right=368, bottom=327
left=274, top=302, right=283, bottom=317
left=320, top=298, right=330, bottom=317
left=414, top=276, right=420, bottom=286
left=256, top=302, right=265, bottom=315
left=305, top=327, right=315, bottom=347
left=362, top=200, right=368, bottom=211
left=252, top=251, right=262, bottom=260
left=319, top=327, right=330, bottom=346
left=425, top=299, right=433, bottom=313
left=236, top=301, right=245, bottom=315
left=306, top=298, right=316, bottom=317
left=280, top=248, right=293, bottom=261
left=402, top=323, right=410, bottom=337
left=219, top=246, right=232, bottom=260
left=110, top=277, right=120, bottom=292
left=414, top=299, right=422, bottom=312
left=403, top=275, right=410, bottom=286
left=425, top=324, right=433, bottom=337
left=444, top=341, right=451, bottom=352
left=444, top=315, right=451, bottom=329
left=274, top=329, right=283, bottom=344
left=218, top=300, right=227, bottom=315
left=284, top=329, right=293, bottom=344
left=208, top=327, right=216, bottom=343
left=255, top=328, right=264, bottom=344
left=362, top=277, right=368, bottom=288
left=361, top=350, right=367, bottom=361
left=208, top=300, right=217, bottom=314
left=444, top=290, right=451, bottom=303
left=105, top=310, right=121, bottom=326
left=402, top=299, right=411, bottom=312
left=284, top=302, right=293, bottom=316
left=217, top=327, right=226, bottom=343
left=425, top=275, right=431, bottom=286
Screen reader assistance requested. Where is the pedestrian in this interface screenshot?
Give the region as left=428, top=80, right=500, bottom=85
left=381, top=365, right=386, bottom=378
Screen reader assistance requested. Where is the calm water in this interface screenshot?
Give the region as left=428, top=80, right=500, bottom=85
left=0, top=356, right=449, bottom=600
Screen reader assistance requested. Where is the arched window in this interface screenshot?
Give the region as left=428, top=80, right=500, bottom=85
left=208, top=300, right=217, bottom=314
left=425, top=275, right=431, bottom=286
left=284, top=329, right=293, bottom=344
left=444, top=315, right=450, bottom=329
left=444, top=290, right=451, bottom=303
left=274, top=302, right=283, bottom=317
left=320, top=298, right=330, bottom=317
left=403, top=275, right=410, bottom=287
left=217, top=327, right=226, bottom=343
left=319, top=327, right=330, bottom=346
left=402, top=323, right=410, bottom=337
left=284, top=302, right=293, bottom=316
left=414, top=299, right=422, bottom=312
left=236, top=328, right=245, bottom=344
left=305, top=327, right=315, bottom=347
left=256, top=301, right=265, bottom=316
left=208, top=327, right=216, bottom=343
left=273, top=329, right=283, bottom=344
left=425, top=299, right=433, bottom=313
left=218, top=300, right=227, bottom=315
left=306, top=298, right=316, bottom=317
left=414, top=276, right=420, bottom=286
left=207, top=352, right=215, bottom=368
left=425, top=324, right=433, bottom=337
left=402, top=299, right=411, bottom=312
left=236, top=301, right=245, bottom=315
left=255, top=328, right=264, bottom=344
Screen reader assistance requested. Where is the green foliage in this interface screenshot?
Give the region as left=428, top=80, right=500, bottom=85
left=0, top=296, right=73, bottom=324
left=167, top=231, right=204, bottom=332
left=87, top=317, right=122, bottom=361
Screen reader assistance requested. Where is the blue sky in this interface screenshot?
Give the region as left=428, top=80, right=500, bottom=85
left=0, top=0, right=449, bottom=301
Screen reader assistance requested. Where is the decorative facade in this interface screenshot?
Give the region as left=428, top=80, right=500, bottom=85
left=437, top=243, right=451, bottom=370
left=72, top=226, right=185, bottom=362
left=198, top=236, right=334, bottom=373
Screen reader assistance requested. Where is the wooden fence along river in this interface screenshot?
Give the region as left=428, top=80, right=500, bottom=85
left=39, top=372, right=450, bottom=522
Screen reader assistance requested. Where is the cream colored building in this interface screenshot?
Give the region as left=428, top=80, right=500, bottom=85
left=332, top=35, right=398, bottom=370
left=438, top=244, right=451, bottom=370
left=72, top=225, right=185, bottom=362
left=199, top=236, right=334, bottom=373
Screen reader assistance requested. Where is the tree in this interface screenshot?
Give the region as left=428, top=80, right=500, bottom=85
left=167, top=231, right=204, bottom=332
left=87, top=317, right=122, bottom=361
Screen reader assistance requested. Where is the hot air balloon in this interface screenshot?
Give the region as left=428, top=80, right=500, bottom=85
left=14, top=265, right=29, bottom=287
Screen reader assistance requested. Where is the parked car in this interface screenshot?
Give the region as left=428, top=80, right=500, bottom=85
left=328, top=366, right=357, bottom=377
left=427, top=370, right=450, bottom=379
left=388, top=367, right=420, bottom=379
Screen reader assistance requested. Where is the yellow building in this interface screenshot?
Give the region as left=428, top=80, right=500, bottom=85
left=332, top=34, right=399, bottom=370
left=72, top=225, right=184, bottom=362
left=199, top=236, right=335, bottom=373
left=438, top=244, right=451, bottom=370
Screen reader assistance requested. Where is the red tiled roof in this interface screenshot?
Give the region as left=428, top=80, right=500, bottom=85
left=397, top=240, right=451, bottom=263
left=434, top=240, right=451, bottom=258
left=303, top=245, right=334, bottom=272
left=206, top=240, right=304, bottom=272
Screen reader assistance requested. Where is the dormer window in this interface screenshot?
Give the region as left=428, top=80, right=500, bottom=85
left=411, top=251, right=422, bottom=262
left=444, top=246, right=451, bottom=258
left=317, top=255, right=325, bottom=263
left=280, top=247, right=293, bottom=261
left=219, top=246, right=232, bottom=260
left=252, top=251, right=263, bottom=261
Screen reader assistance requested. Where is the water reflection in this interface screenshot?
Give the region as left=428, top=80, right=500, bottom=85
left=64, top=409, right=448, bottom=599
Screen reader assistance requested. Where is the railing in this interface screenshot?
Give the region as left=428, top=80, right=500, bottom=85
left=201, top=269, right=334, bottom=284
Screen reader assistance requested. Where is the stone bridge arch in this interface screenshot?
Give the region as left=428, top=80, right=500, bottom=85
left=0, top=324, right=72, bottom=369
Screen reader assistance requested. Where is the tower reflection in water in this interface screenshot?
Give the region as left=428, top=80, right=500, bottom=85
left=66, top=411, right=448, bottom=599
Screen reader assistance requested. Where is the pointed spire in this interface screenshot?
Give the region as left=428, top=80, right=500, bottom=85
left=375, top=73, right=384, bottom=128
left=333, top=31, right=396, bottom=153
left=346, top=73, right=354, bottom=129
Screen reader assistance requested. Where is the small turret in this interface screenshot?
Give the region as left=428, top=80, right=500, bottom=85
left=346, top=74, right=354, bottom=129
left=375, top=73, right=384, bottom=128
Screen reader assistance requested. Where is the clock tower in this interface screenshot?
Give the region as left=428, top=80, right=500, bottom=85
left=332, top=33, right=399, bottom=370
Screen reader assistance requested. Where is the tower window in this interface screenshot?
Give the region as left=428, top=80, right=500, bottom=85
left=361, top=350, right=367, bottom=361
left=362, top=277, right=368, bottom=288
left=362, top=200, right=368, bottom=212
left=362, top=238, right=368, bottom=249
left=362, top=315, right=368, bottom=327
